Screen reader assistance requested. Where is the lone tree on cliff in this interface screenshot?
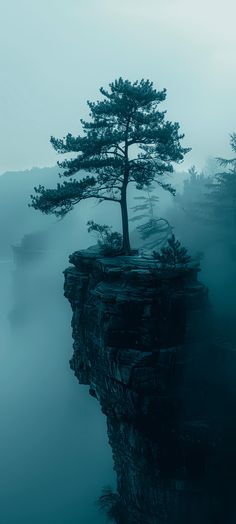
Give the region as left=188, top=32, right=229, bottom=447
left=30, top=78, right=190, bottom=254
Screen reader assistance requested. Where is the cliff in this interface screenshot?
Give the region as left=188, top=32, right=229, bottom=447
left=64, top=247, right=236, bottom=523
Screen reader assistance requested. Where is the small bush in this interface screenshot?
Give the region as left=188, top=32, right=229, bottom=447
left=87, top=221, right=122, bottom=256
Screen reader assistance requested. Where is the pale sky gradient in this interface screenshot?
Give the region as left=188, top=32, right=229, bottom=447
left=1, top=0, right=236, bottom=173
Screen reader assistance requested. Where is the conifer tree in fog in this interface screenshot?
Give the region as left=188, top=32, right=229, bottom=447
left=130, top=188, right=172, bottom=249
left=208, top=133, right=236, bottom=228
left=190, top=134, right=236, bottom=231
left=30, top=78, right=190, bottom=254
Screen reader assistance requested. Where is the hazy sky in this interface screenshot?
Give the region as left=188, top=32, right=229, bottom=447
left=1, top=0, right=236, bottom=173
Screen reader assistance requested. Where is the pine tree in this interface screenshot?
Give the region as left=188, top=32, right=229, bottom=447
left=153, top=234, right=191, bottom=268
left=30, top=78, right=190, bottom=254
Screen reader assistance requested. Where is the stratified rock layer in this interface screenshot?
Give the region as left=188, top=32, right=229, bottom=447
left=64, top=248, right=236, bottom=523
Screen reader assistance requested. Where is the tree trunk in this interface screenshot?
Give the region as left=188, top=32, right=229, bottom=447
left=121, top=116, right=131, bottom=255
left=120, top=187, right=131, bottom=255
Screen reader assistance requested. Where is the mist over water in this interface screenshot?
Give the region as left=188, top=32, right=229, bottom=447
left=0, top=252, right=114, bottom=523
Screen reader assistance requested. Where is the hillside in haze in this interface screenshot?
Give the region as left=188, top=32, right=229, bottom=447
left=0, top=166, right=117, bottom=261
left=0, top=167, right=58, bottom=257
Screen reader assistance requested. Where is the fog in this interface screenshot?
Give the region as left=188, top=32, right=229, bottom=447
left=1, top=0, right=236, bottom=173
left=0, top=171, right=116, bottom=523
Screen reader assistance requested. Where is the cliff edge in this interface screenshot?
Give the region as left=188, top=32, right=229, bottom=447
left=64, top=247, right=236, bottom=523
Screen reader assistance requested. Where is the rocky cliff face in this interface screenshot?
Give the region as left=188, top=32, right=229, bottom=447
left=64, top=247, right=236, bottom=523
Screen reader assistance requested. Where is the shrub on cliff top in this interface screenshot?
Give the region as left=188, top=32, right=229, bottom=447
left=87, top=220, right=122, bottom=256
left=153, top=234, right=191, bottom=268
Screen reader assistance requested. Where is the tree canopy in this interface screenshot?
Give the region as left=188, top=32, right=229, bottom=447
left=30, top=78, right=190, bottom=253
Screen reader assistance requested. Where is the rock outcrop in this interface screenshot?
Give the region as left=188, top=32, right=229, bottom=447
left=64, top=247, right=236, bottom=523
